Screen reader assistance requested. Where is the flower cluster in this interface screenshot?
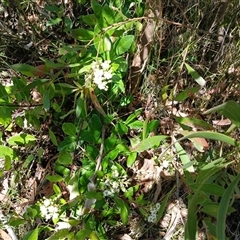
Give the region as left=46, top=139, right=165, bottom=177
left=38, top=197, right=59, bottom=221
left=147, top=203, right=161, bottom=223
left=85, top=60, right=113, bottom=91
left=102, top=165, right=129, bottom=197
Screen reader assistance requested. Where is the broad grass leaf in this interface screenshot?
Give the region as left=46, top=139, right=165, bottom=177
left=179, top=131, right=238, bottom=146
left=133, top=135, right=168, bottom=152
left=185, top=63, right=206, bottom=87
left=125, top=108, right=142, bottom=124
left=7, top=134, right=36, bottom=146
left=174, top=140, right=194, bottom=172
left=185, top=158, right=229, bottom=240
left=174, top=116, right=214, bottom=130
left=157, top=188, right=173, bottom=221
left=217, top=174, right=240, bottom=239
left=115, top=35, right=134, bottom=55
left=174, top=87, right=200, bottom=101
left=190, top=183, right=225, bottom=196
left=11, top=64, right=36, bottom=77
left=203, top=100, right=240, bottom=127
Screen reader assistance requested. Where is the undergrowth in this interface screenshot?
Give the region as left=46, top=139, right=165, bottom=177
left=0, top=0, right=240, bottom=239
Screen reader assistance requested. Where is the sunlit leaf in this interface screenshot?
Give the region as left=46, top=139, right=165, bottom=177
left=115, top=35, right=134, bottom=55
left=46, top=174, right=64, bottom=182
left=185, top=63, right=206, bottom=87
left=133, top=135, right=168, bottom=152
left=7, top=134, right=36, bottom=146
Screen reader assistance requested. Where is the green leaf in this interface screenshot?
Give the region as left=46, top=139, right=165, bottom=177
left=23, top=154, right=34, bottom=168
left=174, top=140, right=194, bottom=172
left=57, top=151, right=73, bottom=166
left=174, top=87, right=200, bottom=101
left=46, top=18, right=62, bottom=26
left=11, top=64, right=36, bottom=77
left=49, top=129, right=58, bottom=146
left=7, top=134, right=36, bottom=145
left=76, top=95, right=87, bottom=118
left=94, top=34, right=112, bottom=53
left=203, top=100, right=240, bottom=127
left=179, top=131, right=238, bottom=146
left=185, top=63, right=206, bottom=87
left=114, top=122, right=128, bottom=135
left=46, top=174, right=64, bottom=182
left=217, top=174, right=240, bottom=239
left=62, top=123, right=77, bottom=136
left=127, top=120, right=143, bottom=129
left=85, top=191, right=103, bottom=200
left=134, top=135, right=168, bottom=152
left=91, top=0, right=103, bottom=17
left=76, top=229, right=93, bottom=240
left=174, top=116, right=214, bottom=130
left=0, top=83, right=9, bottom=102
left=0, top=145, right=16, bottom=159
left=71, top=28, right=94, bottom=41
left=127, top=151, right=137, bottom=167
left=23, top=227, right=38, bottom=240
left=185, top=158, right=229, bottom=240
left=190, top=183, right=225, bottom=196
left=4, top=156, right=11, bottom=170
left=82, top=14, right=97, bottom=26
left=114, top=197, right=129, bottom=225
left=157, top=188, right=173, bottom=221
left=53, top=183, right=62, bottom=194
left=125, top=108, right=142, bottom=124
left=46, top=229, right=70, bottom=240
left=201, top=203, right=219, bottom=218
left=115, top=35, right=134, bottom=55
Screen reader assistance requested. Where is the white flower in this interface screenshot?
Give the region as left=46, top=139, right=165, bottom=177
left=104, top=71, right=112, bottom=79
left=43, top=198, right=51, bottom=207
left=48, top=205, right=58, bottom=215
left=112, top=181, right=119, bottom=189
left=112, top=169, right=119, bottom=178
left=148, top=215, right=156, bottom=223
left=101, top=60, right=111, bottom=70
left=155, top=203, right=160, bottom=210
left=162, top=160, right=169, bottom=169
left=40, top=205, right=48, bottom=216
left=55, top=222, right=71, bottom=231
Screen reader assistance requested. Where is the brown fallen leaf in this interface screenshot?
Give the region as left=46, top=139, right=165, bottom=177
left=212, top=119, right=231, bottom=126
